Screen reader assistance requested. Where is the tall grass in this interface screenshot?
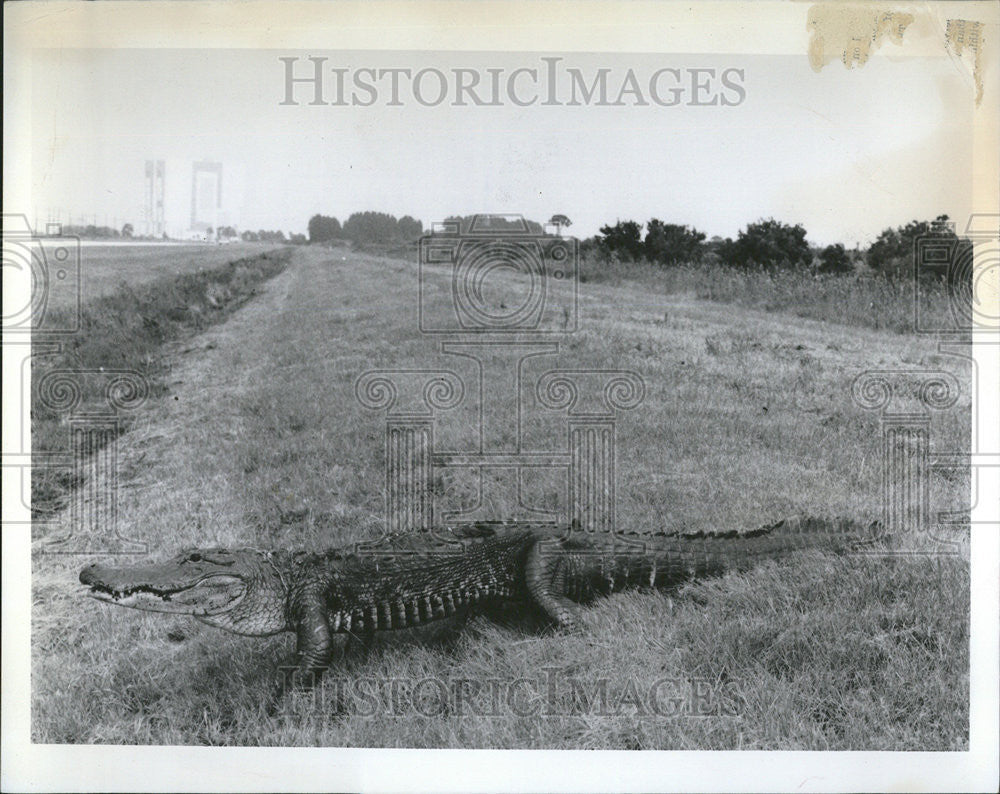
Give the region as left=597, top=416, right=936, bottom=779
left=576, top=251, right=955, bottom=333
left=31, top=249, right=293, bottom=519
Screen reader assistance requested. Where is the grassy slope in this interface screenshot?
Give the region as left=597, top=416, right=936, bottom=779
left=576, top=253, right=955, bottom=334
left=48, top=243, right=282, bottom=311
left=31, top=247, right=291, bottom=521
left=31, top=247, right=969, bottom=748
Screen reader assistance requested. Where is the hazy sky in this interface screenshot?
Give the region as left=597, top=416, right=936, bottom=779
left=29, top=47, right=973, bottom=245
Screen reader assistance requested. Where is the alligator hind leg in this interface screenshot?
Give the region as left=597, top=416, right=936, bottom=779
left=524, top=540, right=583, bottom=632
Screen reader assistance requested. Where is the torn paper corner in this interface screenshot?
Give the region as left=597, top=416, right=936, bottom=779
left=945, top=19, right=985, bottom=106
left=807, top=4, right=915, bottom=72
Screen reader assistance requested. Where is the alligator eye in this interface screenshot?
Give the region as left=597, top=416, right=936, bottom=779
left=189, top=553, right=202, bottom=562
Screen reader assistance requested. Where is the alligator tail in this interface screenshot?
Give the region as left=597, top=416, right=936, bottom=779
left=648, top=515, right=889, bottom=583
left=560, top=515, right=888, bottom=597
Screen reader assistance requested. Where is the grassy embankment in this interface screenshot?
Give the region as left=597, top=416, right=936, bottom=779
left=576, top=251, right=956, bottom=334
left=32, top=246, right=969, bottom=748
left=31, top=246, right=292, bottom=520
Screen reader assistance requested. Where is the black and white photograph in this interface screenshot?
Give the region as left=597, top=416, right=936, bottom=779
left=3, top=1, right=998, bottom=791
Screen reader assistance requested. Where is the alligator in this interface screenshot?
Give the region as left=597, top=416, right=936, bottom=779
left=79, top=516, right=884, bottom=688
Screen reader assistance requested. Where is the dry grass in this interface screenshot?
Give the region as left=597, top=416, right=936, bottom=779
left=31, top=246, right=970, bottom=748
left=31, top=248, right=292, bottom=521
left=577, top=252, right=956, bottom=334
left=48, top=242, right=285, bottom=310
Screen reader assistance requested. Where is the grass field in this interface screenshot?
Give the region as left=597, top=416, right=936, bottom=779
left=47, top=243, right=283, bottom=310
left=576, top=252, right=956, bottom=334
left=31, top=246, right=970, bottom=748
left=31, top=245, right=291, bottom=521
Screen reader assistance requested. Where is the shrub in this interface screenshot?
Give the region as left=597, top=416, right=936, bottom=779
left=597, top=220, right=645, bottom=261
left=644, top=219, right=706, bottom=265
left=818, top=243, right=853, bottom=274
left=725, top=218, right=811, bottom=270
left=308, top=214, right=342, bottom=243
left=867, top=215, right=972, bottom=281
left=576, top=247, right=953, bottom=334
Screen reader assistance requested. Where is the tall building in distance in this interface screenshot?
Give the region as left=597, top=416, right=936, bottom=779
left=143, top=160, right=242, bottom=239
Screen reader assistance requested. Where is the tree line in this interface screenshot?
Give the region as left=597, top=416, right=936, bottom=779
left=58, top=224, right=130, bottom=240
left=301, top=208, right=971, bottom=282
left=587, top=214, right=972, bottom=280
left=306, top=212, right=563, bottom=243
left=240, top=229, right=307, bottom=244
left=308, top=211, right=423, bottom=244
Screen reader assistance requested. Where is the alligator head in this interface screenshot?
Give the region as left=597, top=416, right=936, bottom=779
left=79, top=548, right=289, bottom=636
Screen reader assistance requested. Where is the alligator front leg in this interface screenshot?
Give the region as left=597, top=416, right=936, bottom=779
left=269, top=594, right=339, bottom=703
left=292, top=598, right=337, bottom=687
left=268, top=617, right=342, bottom=715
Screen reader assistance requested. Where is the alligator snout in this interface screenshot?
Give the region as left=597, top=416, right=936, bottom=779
left=79, top=562, right=120, bottom=590
left=79, top=563, right=100, bottom=585
left=79, top=561, right=138, bottom=592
